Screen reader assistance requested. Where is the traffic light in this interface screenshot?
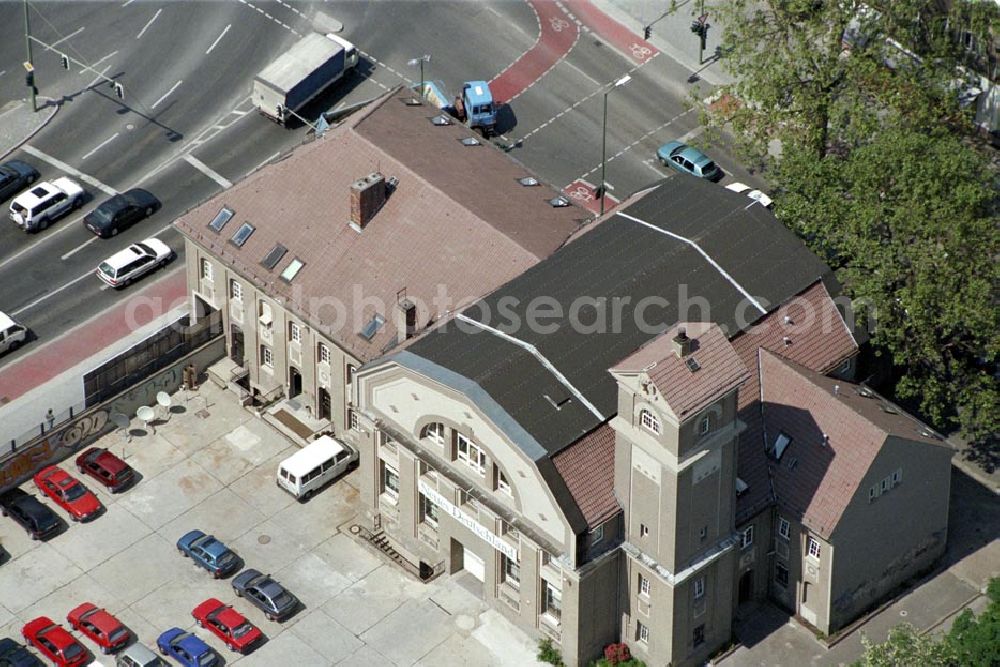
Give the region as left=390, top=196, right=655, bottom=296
left=113, top=82, right=124, bottom=100
left=643, top=25, right=652, bottom=40
left=60, top=54, right=70, bottom=70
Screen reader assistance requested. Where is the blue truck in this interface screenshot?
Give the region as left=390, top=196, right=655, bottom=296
left=419, top=79, right=497, bottom=136
left=253, top=33, right=359, bottom=125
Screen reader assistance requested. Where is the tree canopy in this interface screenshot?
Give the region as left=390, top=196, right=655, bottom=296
left=707, top=0, right=1000, bottom=456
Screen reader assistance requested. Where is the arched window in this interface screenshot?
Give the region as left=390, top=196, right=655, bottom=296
left=639, top=409, right=661, bottom=435
left=421, top=422, right=445, bottom=446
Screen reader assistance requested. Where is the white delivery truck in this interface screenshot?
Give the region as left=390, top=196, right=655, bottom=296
left=252, top=33, right=359, bottom=125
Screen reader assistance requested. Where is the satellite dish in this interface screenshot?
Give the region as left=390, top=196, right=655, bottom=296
left=136, top=405, right=156, bottom=434
left=156, top=392, right=171, bottom=408
left=111, top=413, right=130, bottom=430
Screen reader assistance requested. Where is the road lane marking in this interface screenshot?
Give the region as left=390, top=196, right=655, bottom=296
left=183, top=155, right=233, bottom=189
left=254, top=151, right=281, bottom=171
left=677, top=126, right=706, bottom=144
left=122, top=0, right=136, bottom=5
left=151, top=80, right=182, bottom=109
left=0, top=212, right=87, bottom=271
left=11, top=270, right=95, bottom=317
left=46, top=27, right=85, bottom=50
left=81, top=132, right=120, bottom=160
left=61, top=235, right=99, bottom=260
left=136, top=8, right=162, bottom=39
left=21, top=145, right=118, bottom=196
left=205, top=24, right=231, bottom=55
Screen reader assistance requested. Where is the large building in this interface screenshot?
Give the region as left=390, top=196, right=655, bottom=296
left=349, top=176, right=952, bottom=665
left=173, top=90, right=586, bottom=439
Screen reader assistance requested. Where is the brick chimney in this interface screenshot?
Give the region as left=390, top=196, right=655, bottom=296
left=672, top=327, right=691, bottom=358
left=350, top=172, right=386, bottom=231
left=397, top=298, right=417, bottom=341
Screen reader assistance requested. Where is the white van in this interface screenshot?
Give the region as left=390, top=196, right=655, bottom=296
left=0, top=311, right=27, bottom=355
left=277, top=435, right=357, bottom=500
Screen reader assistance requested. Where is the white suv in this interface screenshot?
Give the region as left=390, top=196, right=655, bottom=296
left=0, top=311, right=27, bottom=355
left=96, top=238, right=174, bottom=289
left=9, top=177, right=85, bottom=232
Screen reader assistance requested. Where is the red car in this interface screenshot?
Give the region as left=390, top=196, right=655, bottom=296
left=75, top=447, right=135, bottom=493
left=33, top=466, right=102, bottom=522
left=67, top=602, right=130, bottom=654
left=192, top=598, right=263, bottom=654
left=22, top=616, right=89, bottom=667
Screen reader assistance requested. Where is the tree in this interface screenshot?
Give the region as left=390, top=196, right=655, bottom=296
left=856, top=623, right=955, bottom=666
left=706, top=0, right=1000, bottom=454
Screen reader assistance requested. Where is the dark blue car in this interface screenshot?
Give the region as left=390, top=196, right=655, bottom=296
left=176, top=530, right=240, bottom=578
left=156, top=628, right=218, bottom=667
left=0, top=637, right=42, bottom=667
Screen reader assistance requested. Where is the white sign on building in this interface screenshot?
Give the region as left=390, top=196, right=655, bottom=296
left=419, top=479, right=519, bottom=561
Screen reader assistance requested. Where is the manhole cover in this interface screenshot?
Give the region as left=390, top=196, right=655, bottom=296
left=349, top=525, right=360, bottom=535
left=899, top=610, right=908, bottom=617
left=196, top=410, right=210, bottom=419
left=258, top=534, right=270, bottom=544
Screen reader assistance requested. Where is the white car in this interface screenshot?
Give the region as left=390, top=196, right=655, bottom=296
left=0, top=311, right=27, bottom=355
left=96, top=238, right=174, bottom=288
left=725, top=182, right=774, bottom=209
left=9, top=176, right=85, bottom=232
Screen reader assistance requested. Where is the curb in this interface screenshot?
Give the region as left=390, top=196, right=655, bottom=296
left=0, top=97, right=61, bottom=162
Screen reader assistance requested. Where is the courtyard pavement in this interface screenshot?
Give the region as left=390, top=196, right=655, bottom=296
left=0, top=380, right=544, bottom=666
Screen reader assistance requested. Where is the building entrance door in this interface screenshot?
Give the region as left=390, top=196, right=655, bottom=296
left=318, top=387, right=332, bottom=421
left=230, top=324, right=244, bottom=364
left=289, top=366, right=302, bottom=399
left=738, top=570, right=754, bottom=604
left=463, top=547, right=486, bottom=582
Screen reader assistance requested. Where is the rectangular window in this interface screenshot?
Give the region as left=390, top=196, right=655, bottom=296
left=382, top=462, right=399, bottom=501
left=741, top=525, right=754, bottom=549
left=807, top=536, right=822, bottom=561
left=590, top=524, right=604, bottom=545
left=420, top=494, right=438, bottom=527
left=881, top=477, right=890, bottom=493
left=318, top=343, right=330, bottom=365
left=637, top=621, right=649, bottom=644
left=640, top=409, right=661, bottom=435
left=640, top=523, right=649, bottom=538
left=456, top=433, right=487, bottom=476
left=497, top=468, right=511, bottom=495
left=200, top=258, right=213, bottom=281
left=543, top=581, right=562, bottom=621
left=229, top=279, right=242, bottom=302
left=693, top=624, right=705, bottom=647
left=349, top=409, right=360, bottom=431
left=778, top=518, right=790, bottom=540
left=693, top=577, right=705, bottom=599
left=639, top=574, right=650, bottom=598
left=346, top=364, right=357, bottom=385
left=260, top=345, right=273, bottom=368
left=891, top=468, right=902, bottom=486
left=425, top=422, right=445, bottom=445
left=289, top=322, right=302, bottom=344
left=502, top=555, right=520, bottom=589
left=776, top=563, right=789, bottom=588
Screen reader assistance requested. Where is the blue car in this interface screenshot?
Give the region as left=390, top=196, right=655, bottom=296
left=176, top=530, right=240, bottom=578
left=656, top=141, right=724, bottom=182
left=156, top=628, right=218, bottom=667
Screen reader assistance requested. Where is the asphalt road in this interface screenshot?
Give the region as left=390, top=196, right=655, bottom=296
left=0, top=0, right=764, bottom=372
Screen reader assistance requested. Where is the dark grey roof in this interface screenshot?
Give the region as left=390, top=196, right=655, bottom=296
left=397, top=177, right=832, bottom=458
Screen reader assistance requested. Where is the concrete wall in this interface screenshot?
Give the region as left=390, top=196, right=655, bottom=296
left=828, top=436, right=952, bottom=631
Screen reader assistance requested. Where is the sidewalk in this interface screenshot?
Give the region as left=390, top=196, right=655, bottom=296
left=0, top=97, right=60, bottom=160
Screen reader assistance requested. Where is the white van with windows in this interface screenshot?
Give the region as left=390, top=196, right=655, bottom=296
left=276, top=435, right=357, bottom=500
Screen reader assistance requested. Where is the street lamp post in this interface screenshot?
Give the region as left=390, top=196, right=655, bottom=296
left=600, top=74, right=631, bottom=216
left=23, top=0, right=36, bottom=112
left=408, top=54, right=431, bottom=99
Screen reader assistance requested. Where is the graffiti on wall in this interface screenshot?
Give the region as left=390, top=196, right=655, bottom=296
left=0, top=411, right=109, bottom=489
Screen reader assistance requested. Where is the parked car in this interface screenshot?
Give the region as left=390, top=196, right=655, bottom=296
left=155, top=629, right=217, bottom=667
left=76, top=447, right=135, bottom=493
left=176, top=530, right=240, bottom=578
left=22, top=617, right=89, bottom=667
left=33, top=466, right=102, bottom=522
left=8, top=177, right=85, bottom=232
left=656, top=141, right=724, bottom=182
left=232, top=569, right=299, bottom=621
left=0, top=160, right=39, bottom=202
left=191, top=598, right=263, bottom=654
left=115, top=642, right=162, bottom=667
left=66, top=603, right=129, bottom=654
left=84, top=189, right=161, bottom=238
left=96, top=238, right=173, bottom=289
left=0, top=637, right=42, bottom=667
left=725, top=182, right=774, bottom=209
left=0, top=311, right=27, bottom=356
left=0, top=488, right=60, bottom=540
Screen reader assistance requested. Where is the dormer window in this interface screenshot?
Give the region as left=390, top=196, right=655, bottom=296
left=639, top=409, right=661, bottom=435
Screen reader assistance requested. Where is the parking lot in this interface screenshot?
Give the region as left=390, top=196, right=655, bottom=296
left=0, top=381, right=543, bottom=666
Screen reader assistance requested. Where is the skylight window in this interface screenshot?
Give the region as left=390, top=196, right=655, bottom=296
left=359, top=313, right=386, bottom=341
left=686, top=357, right=701, bottom=372
left=208, top=206, right=234, bottom=233
left=548, top=195, right=570, bottom=207
left=460, top=137, right=481, bottom=146
left=773, top=432, right=792, bottom=460
left=518, top=176, right=540, bottom=187
left=280, top=258, right=304, bottom=282
left=230, top=222, right=255, bottom=247
left=261, top=244, right=287, bottom=270
left=431, top=115, right=452, bottom=126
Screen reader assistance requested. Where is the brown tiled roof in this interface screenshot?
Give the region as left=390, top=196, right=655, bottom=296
left=612, top=322, right=749, bottom=421
left=174, top=90, right=584, bottom=361
left=759, top=349, right=948, bottom=538
left=552, top=423, right=620, bottom=529
left=730, top=280, right=859, bottom=521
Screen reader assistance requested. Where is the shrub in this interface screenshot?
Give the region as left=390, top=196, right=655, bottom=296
left=538, top=638, right=565, bottom=667
left=604, top=643, right=631, bottom=665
